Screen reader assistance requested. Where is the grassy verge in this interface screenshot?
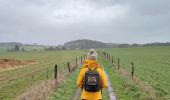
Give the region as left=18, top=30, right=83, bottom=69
left=50, top=65, right=81, bottom=100
left=100, top=54, right=147, bottom=100
left=102, top=88, right=109, bottom=100
left=103, top=46, right=170, bottom=99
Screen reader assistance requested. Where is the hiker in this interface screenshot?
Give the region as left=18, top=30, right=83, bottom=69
left=77, top=49, right=107, bottom=100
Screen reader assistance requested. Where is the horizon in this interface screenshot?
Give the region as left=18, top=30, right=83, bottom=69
left=1, top=39, right=170, bottom=46
left=1, top=0, right=170, bottom=45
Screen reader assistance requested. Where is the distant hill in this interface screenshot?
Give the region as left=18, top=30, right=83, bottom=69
left=1, top=41, right=170, bottom=51
left=143, top=42, right=170, bottom=47
left=64, top=39, right=108, bottom=49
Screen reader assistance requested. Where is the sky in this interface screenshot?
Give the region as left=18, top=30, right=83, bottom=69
left=0, top=0, right=170, bottom=45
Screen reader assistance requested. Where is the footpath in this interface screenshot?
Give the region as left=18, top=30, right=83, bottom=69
left=102, top=65, right=117, bottom=100
left=73, top=65, right=117, bottom=100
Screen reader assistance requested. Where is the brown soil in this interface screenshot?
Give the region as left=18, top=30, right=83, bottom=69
left=0, top=59, right=36, bottom=69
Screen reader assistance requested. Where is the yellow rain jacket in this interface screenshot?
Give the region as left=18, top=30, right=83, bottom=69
left=77, top=60, right=107, bottom=100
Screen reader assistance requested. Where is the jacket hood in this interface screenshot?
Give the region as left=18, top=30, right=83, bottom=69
left=83, top=59, right=100, bottom=70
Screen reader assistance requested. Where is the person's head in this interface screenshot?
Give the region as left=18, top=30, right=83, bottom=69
left=87, top=49, right=98, bottom=60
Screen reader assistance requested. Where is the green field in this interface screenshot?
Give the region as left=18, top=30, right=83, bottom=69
left=101, top=46, right=170, bottom=100
left=1, top=46, right=170, bottom=100
left=0, top=50, right=84, bottom=99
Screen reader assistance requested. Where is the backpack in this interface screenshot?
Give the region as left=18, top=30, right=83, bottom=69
left=83, top=68, right=101, bottom=92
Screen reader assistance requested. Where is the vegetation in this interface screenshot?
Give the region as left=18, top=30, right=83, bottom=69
left=100, top=56, right=147, bottom=100
left=0, top=50, right=84, bottom=99
left=1, top=45, right=170, bottom=100
left=101, top=46, right=170, bottom=99
left=50, top=65, right=81, bottom=100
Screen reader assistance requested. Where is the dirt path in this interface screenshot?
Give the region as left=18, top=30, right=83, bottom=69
left=73, top=66, right=117, bottom=100
left=73, top=88, right=81, bottom=100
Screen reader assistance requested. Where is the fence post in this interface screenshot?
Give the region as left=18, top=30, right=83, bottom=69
left=68, top=62, right=71, bottom=72
left=108, top=53, right=110, bottom=60
left=118, top=58, right=120, bottom=69
left=131, top=61, right=134, bottom=78
left=108, top=54, right=110, bottom=60
left=104, top=52, right=106, bottom=59
left=76, top=57, right=78, bottom=67
left=54, top=65, right=58, bottom=81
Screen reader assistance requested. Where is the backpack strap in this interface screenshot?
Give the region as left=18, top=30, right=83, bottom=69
left=93, top=67, right=98, bottom=70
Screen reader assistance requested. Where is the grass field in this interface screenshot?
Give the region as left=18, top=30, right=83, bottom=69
left=1, top=46, right=170, bottom=100
left=0, top=50, right=84, bottom=100
left=101, top=46, right=170, bottom=99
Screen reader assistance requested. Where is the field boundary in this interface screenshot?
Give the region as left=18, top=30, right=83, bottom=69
left=102, top=52, right=157, bottom=100
left=17, top=56, right=86, bottom=100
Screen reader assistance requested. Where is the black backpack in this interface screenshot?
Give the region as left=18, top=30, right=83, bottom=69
left=83, top=68, right=101, bottom=92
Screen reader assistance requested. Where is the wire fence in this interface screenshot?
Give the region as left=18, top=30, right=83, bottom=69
left=18, top=55, right=87, bottom=100
left=102, top=52, right=135, bottom=79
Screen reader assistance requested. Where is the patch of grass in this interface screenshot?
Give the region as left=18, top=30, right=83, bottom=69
left=102, top=46, right=170, bottom=99
left=50, top=65, right=81, bottom=100
left=102, top=88, right=109, bottom=100
left=0, top=50, right=84, bottom=99
left=99, top=55, right=147, bottom=100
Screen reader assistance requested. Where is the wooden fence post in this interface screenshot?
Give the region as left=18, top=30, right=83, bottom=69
left=76, top=57, right=78, bottom=67
left=104, top=52, right=106, bottom=59
left=131, top=61, right=134, bottom=78
left=118, top=58, right=120, bottom=69
left=103, top=52, right=105, bottom=57
left=108, top=54, right=110, bottom=60
left=108, top=53, right=110, bottom=60
left=54, top=65, right=58, bottom=81
left=68, top=62, right=71, bottom=72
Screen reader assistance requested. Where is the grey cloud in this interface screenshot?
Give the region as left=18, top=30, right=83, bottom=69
left=0, top=0, right=170, bottom=45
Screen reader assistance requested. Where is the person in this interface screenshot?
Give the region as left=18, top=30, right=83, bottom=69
left=77, top=49, right=107, bottom=100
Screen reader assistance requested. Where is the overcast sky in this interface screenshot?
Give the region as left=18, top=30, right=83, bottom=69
left=0, top=0, right=170, bottom=45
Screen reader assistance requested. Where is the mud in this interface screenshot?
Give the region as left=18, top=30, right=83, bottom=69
left=0, top=59, right=36, bottom=69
